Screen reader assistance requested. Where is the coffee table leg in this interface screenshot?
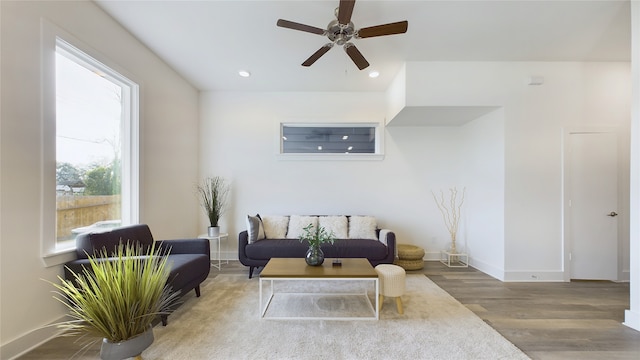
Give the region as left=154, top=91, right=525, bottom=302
left=375, top=278, right=379, bottom=319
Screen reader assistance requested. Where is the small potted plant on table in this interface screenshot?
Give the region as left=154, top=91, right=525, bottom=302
left=299, top=223, right=336, bottom=266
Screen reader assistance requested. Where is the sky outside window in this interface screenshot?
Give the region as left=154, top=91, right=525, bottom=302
left=56, top=51, right=121, bottom=168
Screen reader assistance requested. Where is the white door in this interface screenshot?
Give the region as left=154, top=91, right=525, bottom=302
left=568, top=132, right=618, bottom=280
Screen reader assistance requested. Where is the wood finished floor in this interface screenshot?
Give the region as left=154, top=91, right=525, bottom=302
left=18, top=261, right=640, bottom=360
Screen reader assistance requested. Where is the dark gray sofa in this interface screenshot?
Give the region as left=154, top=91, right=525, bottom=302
left=64, top=224, right=211, bottom=325
left=238, top=215, right=396, bottom=278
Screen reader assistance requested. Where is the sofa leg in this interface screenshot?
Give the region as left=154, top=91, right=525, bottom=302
left=161, top=315, right=168, bottom=326
left=195, top=285, right=201, bottom=297
left=249, top=266, right=255, bottom=279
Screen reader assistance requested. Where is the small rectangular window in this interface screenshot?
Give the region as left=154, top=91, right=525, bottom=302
left=279, top=123, right=383, bottom=160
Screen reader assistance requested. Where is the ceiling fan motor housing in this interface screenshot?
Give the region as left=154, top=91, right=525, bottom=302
left=327, top=19, right=355, bottom=46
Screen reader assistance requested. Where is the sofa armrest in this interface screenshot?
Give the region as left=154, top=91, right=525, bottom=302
left=237, top=231, right=249, bottom=263
left=156, top=238, right=210, bottom=257
left=379, top=229, right=396, bottom=259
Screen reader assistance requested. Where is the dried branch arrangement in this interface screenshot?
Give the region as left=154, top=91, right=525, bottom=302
left=432, top=187, right=466, bottom=253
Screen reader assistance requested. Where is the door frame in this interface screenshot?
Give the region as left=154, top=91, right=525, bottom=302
left=562, top=126, right=624, bottom=282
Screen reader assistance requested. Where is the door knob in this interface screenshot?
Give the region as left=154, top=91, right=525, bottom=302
left=607, top=211, right=618, bottom=217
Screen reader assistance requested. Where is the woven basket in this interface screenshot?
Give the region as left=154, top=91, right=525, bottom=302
left=397, top=244, right=425, bottom=260
left=394, top=258, right=424, bottom=271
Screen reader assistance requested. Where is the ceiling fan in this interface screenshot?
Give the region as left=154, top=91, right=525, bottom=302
left=276, top=0, right=408, bottom=70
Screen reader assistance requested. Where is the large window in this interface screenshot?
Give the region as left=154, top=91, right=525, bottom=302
left=42, top=26, right=139, bottom=258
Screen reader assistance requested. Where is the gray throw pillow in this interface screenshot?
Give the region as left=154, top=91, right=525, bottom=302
left=246, top=214, right=266, bottom=244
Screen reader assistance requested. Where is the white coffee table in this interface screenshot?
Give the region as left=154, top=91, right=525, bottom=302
left=259, top=258, right=379, bottom=320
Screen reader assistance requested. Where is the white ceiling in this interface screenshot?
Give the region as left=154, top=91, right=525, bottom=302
left=95, top=0, right=631, bottom=92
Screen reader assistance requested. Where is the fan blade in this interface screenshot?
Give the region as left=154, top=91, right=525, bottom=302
left=357, top=21, right=408, bottom=38
left=302, top=44, right=334, bottom=67
left=338, top=0, right=356, bottom=25
left=277, top=19, right=325, bottom=35
left=344, top=43, right=369, bottom=70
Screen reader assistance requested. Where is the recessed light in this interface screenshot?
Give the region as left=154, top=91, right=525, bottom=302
left=238, top=70, right=251, bottom=77
left=347, top=146, right=353, bottom=151
left=342, top=135, right=349, bottom=140
left=368, top=71, right=380, bottom=78
left=317, top=145, right=323, bottom=151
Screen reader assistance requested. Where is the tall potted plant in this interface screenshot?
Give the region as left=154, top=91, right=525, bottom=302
left=49, top=242, right=179, bottom=360
left=197, top=176, right=230, bottom=237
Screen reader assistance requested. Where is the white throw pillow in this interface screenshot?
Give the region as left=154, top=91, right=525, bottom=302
left=318, top=216, right=348, bottom=239
left=286, top=215, right=319, bottom=239
left=245, top=214, right=265, bottom=244
left=261, top=215, right=290, bottom=239
left=348, top=216, right=378, bottom=240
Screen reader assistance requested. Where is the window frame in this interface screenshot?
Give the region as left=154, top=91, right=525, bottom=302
left=277, top=122, right=385, bottom=161
left=41, top=20, right=139, bottom=264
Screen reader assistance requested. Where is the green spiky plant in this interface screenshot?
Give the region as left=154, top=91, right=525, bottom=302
left=197, top=176, right=230, bottom=227
left=49, top=242, right=179, bottom=345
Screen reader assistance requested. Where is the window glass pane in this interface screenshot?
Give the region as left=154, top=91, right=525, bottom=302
left=55, top=51, right=122, bottom=244
left=282, top=126, right=376, bottom=154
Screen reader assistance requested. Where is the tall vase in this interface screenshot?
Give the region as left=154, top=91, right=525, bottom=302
left=305, top=245, right=324, bottom=266
left=449, top=233, right=458, bottom=254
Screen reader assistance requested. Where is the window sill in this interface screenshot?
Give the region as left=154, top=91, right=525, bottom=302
left=277, top=154, right=385, bottom=161
left=42, top=248, right=76, bottom=268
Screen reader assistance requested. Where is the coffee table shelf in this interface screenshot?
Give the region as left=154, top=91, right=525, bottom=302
left=259, top=258, right=379, bottom=320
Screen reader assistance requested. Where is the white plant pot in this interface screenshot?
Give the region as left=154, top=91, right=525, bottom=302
left=208, top=226, right=220, bottom=237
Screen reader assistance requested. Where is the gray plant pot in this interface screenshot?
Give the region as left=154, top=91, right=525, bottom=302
left=100, top=326, right=154, bottom=360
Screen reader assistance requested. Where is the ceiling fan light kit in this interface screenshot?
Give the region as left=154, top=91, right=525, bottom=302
left=276, top=0, right=408, bottom=70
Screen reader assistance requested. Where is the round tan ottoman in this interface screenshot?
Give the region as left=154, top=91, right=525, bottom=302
left=395, top=244, right=425, bottom=270
left=375, top=264, right=406, bottom=314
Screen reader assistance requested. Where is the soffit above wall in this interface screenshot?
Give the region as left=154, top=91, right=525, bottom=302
left=386, top=106, right=500, bottom=127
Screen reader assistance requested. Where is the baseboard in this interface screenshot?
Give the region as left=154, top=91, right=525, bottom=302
left=215, top=250, right=238, bottom=261
left=502, top=270, right=565, bottom=282
left=621, top=270, right=630, bottom=282
left=467, top=258, right=506, bottom=281
left=0, top=316, right=66, bottom=360
left=624, top=309, right=640, bottom=331
left=424, top=251, right=441, bottom=261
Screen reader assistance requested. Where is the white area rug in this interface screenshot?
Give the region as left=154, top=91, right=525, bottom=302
left=143, top=274, right=529, bottom=360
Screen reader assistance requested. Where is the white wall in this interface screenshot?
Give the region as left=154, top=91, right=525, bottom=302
left=199, top=91, right=468, bottom=259
left=460, top=109, right=506, bottom=279
left=0, top=1, right=200, bottom=357
left=201, top=61, right=631, bottom=283
left=624, top=0, right=640, bottom=332
left=402, top=61, right=631, bottom=281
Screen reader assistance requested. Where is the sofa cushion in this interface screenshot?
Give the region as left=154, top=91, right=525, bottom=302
left=245, top=239, right=308, bottom=259
left=262, top=215, right=289, bottom=239
left=246, top=214, right=265, bottom=244
left=348, top=216, right=378, bottom=240
left=325, top=239, right=388, bottom=259
left=286, top=215, right=318, bottom=239
left=318, top=216, right=348, bottom=239
left=244, top=238, right=389, bottom=261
